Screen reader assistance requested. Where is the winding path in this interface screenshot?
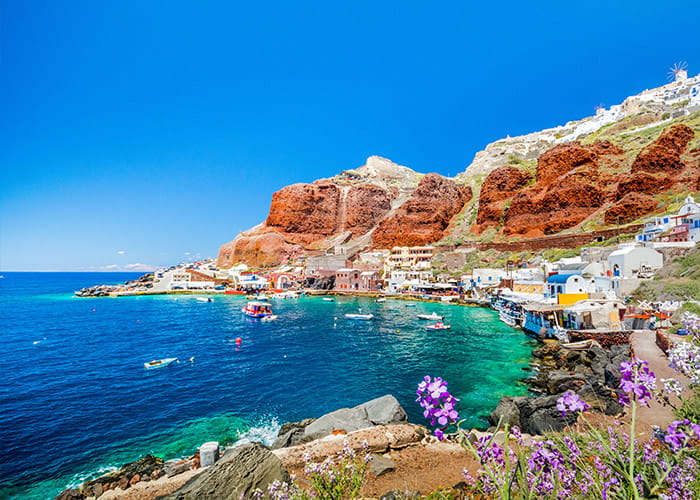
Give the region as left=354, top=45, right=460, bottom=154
left=630, top=330, right=690, bottom=432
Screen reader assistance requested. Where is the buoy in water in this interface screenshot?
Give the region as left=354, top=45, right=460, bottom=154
left=235, top=337, right=242, bottom=345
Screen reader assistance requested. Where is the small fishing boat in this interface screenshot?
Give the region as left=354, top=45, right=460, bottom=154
left=261, top=314, right=278, bottom=322
left=144, top=358, right=178, bottom=370
left=242, top=301, right=274, bottom=318
left=344, top=313, right=374, bottom=320
left=417, top=313, right=444, bottom=321
left=196, top=297, right=213, bottom=302
left=376, top=298, right=387, bottom=303
left=405, top=303, right=416, bottom=307
left=322, top=297, right=335, bottom=302
left=561, top=339, right=595, bottom=350
left=425, top=322, right=451, bottom=331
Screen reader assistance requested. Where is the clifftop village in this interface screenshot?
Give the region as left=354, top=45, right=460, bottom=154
left=79, top=195, right=700, bottom=341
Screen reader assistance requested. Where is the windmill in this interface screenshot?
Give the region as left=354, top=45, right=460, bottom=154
left=594, top=103, right=606, bottom=115
left=668, top=61, right=688, bottom=82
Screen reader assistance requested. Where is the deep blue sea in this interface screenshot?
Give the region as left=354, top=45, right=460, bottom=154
left=0, top=273, right=535, bottom=499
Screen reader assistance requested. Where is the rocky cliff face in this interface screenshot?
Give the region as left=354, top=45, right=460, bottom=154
left=217, top=157, right=468, bottom=268
left=372, top=174, right=472, bottom=248
left=217, top=95, right=699, bottom=267
left=473, top=124, right=699, bottom=238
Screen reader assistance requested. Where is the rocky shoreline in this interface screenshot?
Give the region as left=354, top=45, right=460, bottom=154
left=53, top=337, right=638, bottom=500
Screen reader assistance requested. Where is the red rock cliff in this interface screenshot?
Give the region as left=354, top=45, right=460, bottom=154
left=372, top=174, right=472, bottom=248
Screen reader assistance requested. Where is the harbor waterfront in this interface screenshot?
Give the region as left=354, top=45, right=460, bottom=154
left=0, top=273, right=534, bottom=500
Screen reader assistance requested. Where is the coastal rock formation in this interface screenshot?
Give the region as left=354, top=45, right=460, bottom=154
left=217, top=231, right=302, bottom=269
left=473, top=122, right=699, bottom=238
left=158, top=443, right=288, bottom=500
left=474, top=166, right=533, bottom=228
left=497, top=141, right=621, bottom=237
left=272, top=394, right=409, bottom=449
left=630, top=124, right=695, bottom=175
left=604, top=193, right=659, bottom=225
left=616, top=124, right=696, bottom=200
left=266, top=181, right=342, bottom=237
left=490, top=341, right=630, bottom=432
left=372, top=174, right=472, bottom=247
left=272, top=424, right=429, bottom=468
left=217, top=156, right=422, bottom=268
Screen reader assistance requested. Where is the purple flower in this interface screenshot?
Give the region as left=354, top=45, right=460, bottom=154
left=618, top=358, right=656, bottom=407
left=475, top=435, right=505, bottom=466
left=416, top=376, right=460, bottom=440
left=556, top=391, right=591, bottom=418
left=664, top=419, right=700, bottom=453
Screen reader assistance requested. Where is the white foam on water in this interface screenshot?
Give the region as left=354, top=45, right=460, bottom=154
left=232, top=417, right=281, bottom=447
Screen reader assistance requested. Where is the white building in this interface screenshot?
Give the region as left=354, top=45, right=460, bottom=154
left=637, top=195, right=700, bottom=244
left=472, top=268, right=508, bottom=287
left=386, top=270, right=433, bottom=293
left=546, top=274, right=597, bottom=298
left=608, top=246, right=663, bottom=278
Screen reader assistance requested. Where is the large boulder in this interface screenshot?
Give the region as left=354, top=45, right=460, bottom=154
left=272, top=395, right=408, bottom=449
left=157, top=443, right=288, bottom=500
left=515, top=395, right=577, bottom=435
left=488, top=396, right=525, bottom=428
left=577, top=381, right=623, bottom=416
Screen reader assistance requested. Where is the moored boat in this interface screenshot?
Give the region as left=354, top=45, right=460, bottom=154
left=561, top=339, right=595, bottom=350
left=242, top=301, right=274, bottom=318
left=344, top=313, right=374, bottom=320
left=417, top=313, right=444, bottom=320
left=261, top=314, right=278, bottom=322
left=425, top=322, right=451, bottom=330
left=376, top=298, right=387, bottom=303
left=322, top=297, right=335, bottom=302
left=144, top=358, right=177, bottom=370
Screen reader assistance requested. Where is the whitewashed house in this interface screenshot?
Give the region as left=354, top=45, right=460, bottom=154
left=608, top=246, right=663, bottom=278
left=546, top=274, right=596, bottom=298
left=472, top=268, right=508, bottom=287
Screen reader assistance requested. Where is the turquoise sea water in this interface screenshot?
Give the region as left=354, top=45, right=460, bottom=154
left=0, top=273, right=535, bottom=499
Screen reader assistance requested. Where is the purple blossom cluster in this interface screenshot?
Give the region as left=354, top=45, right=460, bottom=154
left=668, top=341, right=700, bottom=385
left=416, top=374, right=700, bottom=499
left=556, top=391, right=591, bottom=418
left=618, top=358, right=657, bottom=407
left=415, top=375, right=460, bottom=440
left=526, top=440, right=576, bottom=497
left=681, top=311, right=700, bottom=335
left=664, top=419, right=700, bottom=453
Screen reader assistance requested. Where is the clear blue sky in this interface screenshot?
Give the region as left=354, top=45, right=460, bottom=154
left=1, top=1, right=698, bottom=271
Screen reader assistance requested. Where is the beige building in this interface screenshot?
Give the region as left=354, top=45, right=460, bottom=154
left=383, top=246, right=434, bottom=275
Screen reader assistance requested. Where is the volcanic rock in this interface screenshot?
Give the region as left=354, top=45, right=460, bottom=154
left=475, top=166, right=533, bottom=227
left=158, top=443, right=288, bottom=500
left=272, top=394, right=408, bottom=449
left=604, top=192, right=659, bottom=224
left=53, top=489, right=86, bottom=500
left=372, top=174, right=472, bottom=247
left=369, top=454, right=396, bottom=477
left=631, top=124, right=694, bottom=175
left=217, top=231, right=303, bottom=269
left=515, top=395, right=578, bottom=435
left=266, top=181, right=342, bottom=236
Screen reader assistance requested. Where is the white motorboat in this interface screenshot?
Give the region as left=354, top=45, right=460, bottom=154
left=144, top=358, right=178, bottom=370
left=417, top=313, right=444, bottom=320
left=344, top=313, right=374, bottom=320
